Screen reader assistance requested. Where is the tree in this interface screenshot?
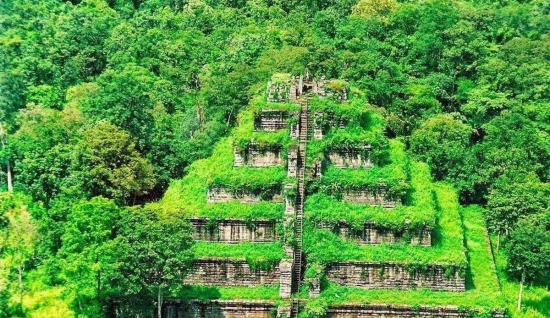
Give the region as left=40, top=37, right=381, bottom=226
left=352, top=0, right=399, bottom=22
left=73, top=122, right=155, bottom=204
left=0, top=124, right=13, bottom=193
left=410, top=114, right=472, bottom=181
left=506, top=213, right=550, bottom=310
left=0, top=193, right=40, bottom=314
left=114, top=208, right=194, bottom=318
left=486, top=173, right=549, bottom=249
left=57, top=197, right=121, bottom=316
left=9, top=104, right=84, bottom=205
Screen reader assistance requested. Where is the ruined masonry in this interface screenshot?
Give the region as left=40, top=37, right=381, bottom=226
left=164, top=73, right=502, bottom=318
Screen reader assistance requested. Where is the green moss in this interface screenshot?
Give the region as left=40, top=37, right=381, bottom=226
left=192, top=242, right=285, bottom=270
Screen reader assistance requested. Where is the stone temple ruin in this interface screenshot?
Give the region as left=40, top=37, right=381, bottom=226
left=267, top=72, right=348, bottom=103
left=150, top=73, right=505, bottom=318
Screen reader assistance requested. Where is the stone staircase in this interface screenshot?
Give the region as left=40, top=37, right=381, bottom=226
left=291, top=99, right=308, bottom=296
left=290, top=300, right=300, bottom=317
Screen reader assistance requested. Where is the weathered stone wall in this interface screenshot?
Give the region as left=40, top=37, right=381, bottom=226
left=328, top=147, right=373, bottom=169
left=319, top=222, right=431, bottom=247
left=287, top=145, right=298, bottom=177
left=343, top=188, right=398, bottom=208
left=184, top=259, right=280, bottom=287
left=326, top=262, right=465, bottom=292
left=234, top=144, right=283, bottom=168
left=163, top=300, right=277, bottom=318
left=254, top=110, right=293, bottom=131
left=189, top=218, right=278, bottom=243
left=207, top=187, right=282, bottom=204
left=327, top=304, right=505, bottom=318
left=279, top=259, right=292, bottom=298
left=159, top=301, right=504, bottom=318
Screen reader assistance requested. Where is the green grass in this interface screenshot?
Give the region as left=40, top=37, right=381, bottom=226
left=303, top=181, right=466, bottom=266
left=309, top=139, right=409, bottom=199
left=305, top=98, right=390, bottom=167
left=304, top=205, right=504, bottom=316
left=152, top=138, right=287, bottom=220
left=175, top=285, right=283, bottom=302
left=192, top=242, right=286, bottom=270
left=233, top=105, right=297, bottom=150
left=304, top=161, right=435, bottom=236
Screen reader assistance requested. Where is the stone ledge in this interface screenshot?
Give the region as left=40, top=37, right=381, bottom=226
left=325, top=261, right=466, bottom=292
left=184, top=259, right=280, bottom=287
left=327, top=146, right=373, bottom=169
left=317, top=221, right=432, bottom=247
left=189, top=218, right=279, bottom=243
left=342, top=187, right=399, bottom=207
left=163, top=300, right=277, bottom=318
left=327, top=304, right=505, bottom=318
left=207, top=187, right=282, bottom=204
left=253, top=110, right=295, bottom=131
left=234, top=144, right=283, bottom=168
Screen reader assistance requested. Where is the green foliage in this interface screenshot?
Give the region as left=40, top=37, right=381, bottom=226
left=57, top=197, right=121, bottom=316
left=1, top=0, right=548, bottom=315
left=192, top=242, right=285, bottom=271
left=176, top=285, right=281, bottom=302
left=114, top=207, right=195, bottom=315
left=506, top=213, right=550, bottom=284
left=305, top=205, right=502, bottom=314
left=486, top=173, right=549, bottom=236
left=305, top=160, right=434, bottom=234
left=311, top=139, right=408, bottom=198
left=410, top=114, right=472, bottom=181
left=74, top=122, right=155, bottom=203
left=303, top=181, right=466, bottom=266
left=154, top=137, right=286, bottom=220
left=493, top=234, right=550, bottom=318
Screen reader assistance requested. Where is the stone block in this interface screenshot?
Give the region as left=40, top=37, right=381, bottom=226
left=325, top=262, right=465, bottom=292
left=189, top=218, right=278, bottom=243
left=184, top=259, right=280, bottom=287
left=279, top=259, right=293, bottom=298
left=234, top=144, right=283, bottom=168
left=328, top=146, right=373, bottom=169
left=207, top=187, right=282, bottom=204
left=163, top=300, right=277, bottom=318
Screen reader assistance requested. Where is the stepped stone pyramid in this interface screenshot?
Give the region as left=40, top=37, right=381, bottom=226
left=152, top=74, right=506, bottom=318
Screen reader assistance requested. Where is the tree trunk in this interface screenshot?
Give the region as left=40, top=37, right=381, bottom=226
left=496, top=231, right=500, bottom=252
left=6, top=159, right=13, bottom=193
left=97, top=269, right=101, bottom=302
left=157, top=285, right=163, bottom=318
left=18, top=266, right=23, bottom=308
left=517, top=269, right=525, bottom=311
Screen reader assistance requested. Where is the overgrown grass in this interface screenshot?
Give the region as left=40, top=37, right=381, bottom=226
left=233, top=105, right=297, bottom=151
left=303, top=181, right=466, bottom=266
left=306, top=98, right=389, bottom=166
left=192, top=242, right=285, bottom=270
left=305, top=161, right=435, bottom=235
left=175, top=285, right=282, bottom=302
left=153, top=138, right=287, bottom=220
left=308, top=97, right=385, bottom=133
left=303, top=205, right=503, bottom=316
left=309, top=139, right=409, bottom=199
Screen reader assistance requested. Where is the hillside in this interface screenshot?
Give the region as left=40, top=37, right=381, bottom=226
left=0, top=0, right=548, bottom=317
